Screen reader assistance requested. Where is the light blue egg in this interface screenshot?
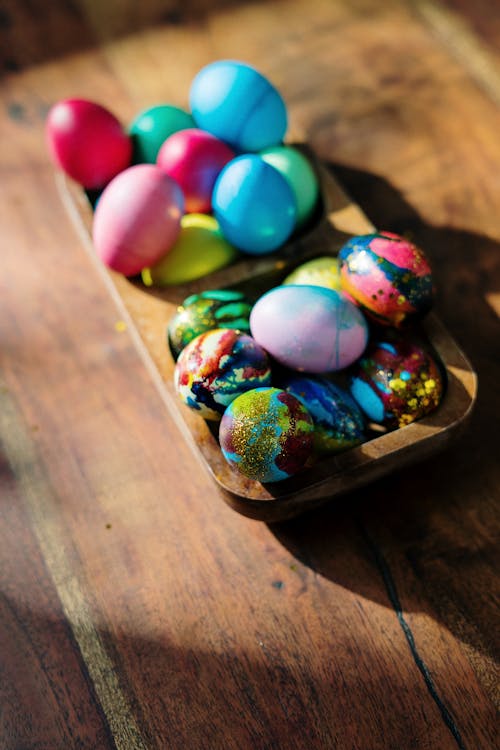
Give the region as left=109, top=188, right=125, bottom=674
left=189, top=60, right=287, bottom=152
left=212, top=155, right=297, bottom=255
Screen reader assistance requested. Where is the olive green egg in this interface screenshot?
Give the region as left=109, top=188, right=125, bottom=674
left=283, top=255, right=342, bottom=291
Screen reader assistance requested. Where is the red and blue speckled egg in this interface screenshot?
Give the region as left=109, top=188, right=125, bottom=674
left=349, top=338, right=444, bottom=428
left=219, top=387, right=314, bottom=483
left=339, top=232, right=434, bottom=326
left=174, top=329, right=272, bottom=420
left=250, top=285, right=368, bottom=373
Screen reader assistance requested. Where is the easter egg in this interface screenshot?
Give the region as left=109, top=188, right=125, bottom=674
left=157, top=128, right=235, bottom=213
left=92, top=164, right=184, bottom=276
left=260, top=145, right=319, bottom=228
left=212, top=155, right=297, bottom=255
left=129, top=104, right=195, bottom=163
left=168, top=289, right=252, bottom=359
left=174, top=329, right=272, bottom=420
left=46, top=98, right=132, bottom=189
left=283, top=256, right=342, bottom=291
left=190, top=60, right=287, bottom=152
left=339, top=232, right=434, bottom=326
left=280, top=375, right=365, bottom=453
left=250, top=285, right=368, bottom=372
left=350, top=339, right=444, bottom=428
left=219, top=387, right=314, bottom=483
left=142, top=214, right=239, bottom=287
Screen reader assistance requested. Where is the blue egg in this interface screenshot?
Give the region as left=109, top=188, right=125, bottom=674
left=212, top=155, right=297, bottom=255
left=189, top=60, right=287, bottom=152
left=280, top=374, right=365, bottom=453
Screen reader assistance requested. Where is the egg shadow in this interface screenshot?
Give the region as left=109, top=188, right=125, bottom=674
left=267, top=162, right=499, bottom=669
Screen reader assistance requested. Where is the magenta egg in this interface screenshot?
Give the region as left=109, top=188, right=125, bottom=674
left=157, top=128, right=235, bottom=213
left=46, top=98, right=132, bottom=189
left=92, top=164, right=184, bottom=276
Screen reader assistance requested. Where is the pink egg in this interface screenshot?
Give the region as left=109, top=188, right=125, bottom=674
left=46, top=98, right=132, bottom=189
left=157, top=128, right=235, bottom=213
left=92, top=164, right=184, bottom=276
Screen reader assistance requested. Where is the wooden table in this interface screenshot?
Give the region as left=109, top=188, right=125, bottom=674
left=1, top=1, right=499, bottom=748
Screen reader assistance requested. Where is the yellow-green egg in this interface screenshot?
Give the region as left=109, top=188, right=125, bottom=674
left=142, top=213, right=239, bottom=286
left=283, top=256, right=342, bottom=291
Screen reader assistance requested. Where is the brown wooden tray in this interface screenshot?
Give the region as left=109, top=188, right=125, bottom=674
left=56, top=153, right=477, bottom=522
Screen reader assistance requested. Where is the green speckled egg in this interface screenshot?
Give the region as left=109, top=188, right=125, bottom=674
left=168, top=289, right=253, bottom=359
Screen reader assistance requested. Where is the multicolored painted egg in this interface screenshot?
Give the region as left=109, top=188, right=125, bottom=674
left=190, top=60, right=287, bottom=152
left=174, top=329, right=272, bottom=420
left=141, top=214, right=239, bottom=287
left=349, top=339, right=444, bottom=428
left=46, top=98, right=132, bottom=189
left=129, top=104, right=195, bottom=163
left=168, top=290, right=253, bottom=359
left=92, top=164, right=184, bottom=276
left=250, top=285, right=368, bottom=372
left=219, top=387, right=314, bottom=483
left=260, top=145, right=319, bottom=228
left=157, top=128, right=235, bottom=213
left=339, top=232, right=434, bottom=326
left=283, top=256, right=342, bottom=291
left=212, top=155, right=297, bottom=255
left=280, top=375, right=365, bottom=453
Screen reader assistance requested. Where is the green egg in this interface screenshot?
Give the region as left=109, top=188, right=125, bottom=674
left=168, top=289, right=253, bottom=359
left=283, top=256, right=342, bottom=291
left=129, top=104, right=195, bottom=163
left=260, top=145, right=320, bottom=228
left=142, top=214, right=239, bottom=287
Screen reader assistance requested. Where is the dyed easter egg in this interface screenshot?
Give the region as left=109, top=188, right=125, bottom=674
left=283, top=256, right=342, bottom=291
left=280, top=375, right=365, bottom=453
left=250, top=285, right=368, bottom=372
left=190, top=60, right=287, bottom=152
left=168, top=289, right=252, bottom=359
left=46, top=98, right=132, bottom=189
left=174, top=329, right=272, bottom=420
left=219, top=387, right=314, bottom=483
left=92, top=164, right=184, bottom=276
left=339, top=232, right=434, bottom=326
left=212, top=155, right=297, bottom=255
left=129, top=104, right=195, bottom=163
left=157, top=128, right=235, bottom=213
left=260, top=145, right=319, bottom=228
left=350, top=339, right=444, bottom=428
left=142, top=214, right=239, bottom=287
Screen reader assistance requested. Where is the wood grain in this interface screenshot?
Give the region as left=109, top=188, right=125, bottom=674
left=0, top=0, right=498, bottom=748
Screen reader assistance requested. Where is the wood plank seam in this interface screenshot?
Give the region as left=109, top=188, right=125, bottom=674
left=357, top=518, right=467, bottom=750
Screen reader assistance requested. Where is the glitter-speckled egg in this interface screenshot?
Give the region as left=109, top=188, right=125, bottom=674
left=219, top=387, right=314, bottom=483
left=282, top=256, right=342, bottom=291
left=280, top=375, right=365, bottom=453
left=339, top=232, right=434, bottom=326
left=349, top=339, right=444, bottom=428
left=250, top=285, right=368, bottom=372
left=174, top=329, right=272, bottom=420
left=168, top=290, right=253, bottom=359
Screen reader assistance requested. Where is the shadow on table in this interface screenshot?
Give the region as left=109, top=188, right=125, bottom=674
left=269, top=162, right=499, bottom=671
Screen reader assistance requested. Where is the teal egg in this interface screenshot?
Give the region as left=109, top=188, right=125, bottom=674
left=129, top=104, right=195, bottom=163
left=260, top=145, right=320, bottom=228
left=168, top=290, right=253, bottom=359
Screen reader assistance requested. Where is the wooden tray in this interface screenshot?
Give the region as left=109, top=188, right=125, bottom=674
left=56, top=153, right=477, bottom=522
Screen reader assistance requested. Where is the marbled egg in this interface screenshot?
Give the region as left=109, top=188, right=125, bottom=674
left=174, top=329, right=272, bottom=420
left=168, top=290, right=253, bottom=359
left=219, top=387, right=314, bottom=483
left=283, top=256, right=342, bottom=291
left=339, top=232, right=434, bottom=326
left=280, top=374, right=365, bottom=453
left=250, top=285, right=368, bottom=373
left=350, top=339, right=444, bottom=428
